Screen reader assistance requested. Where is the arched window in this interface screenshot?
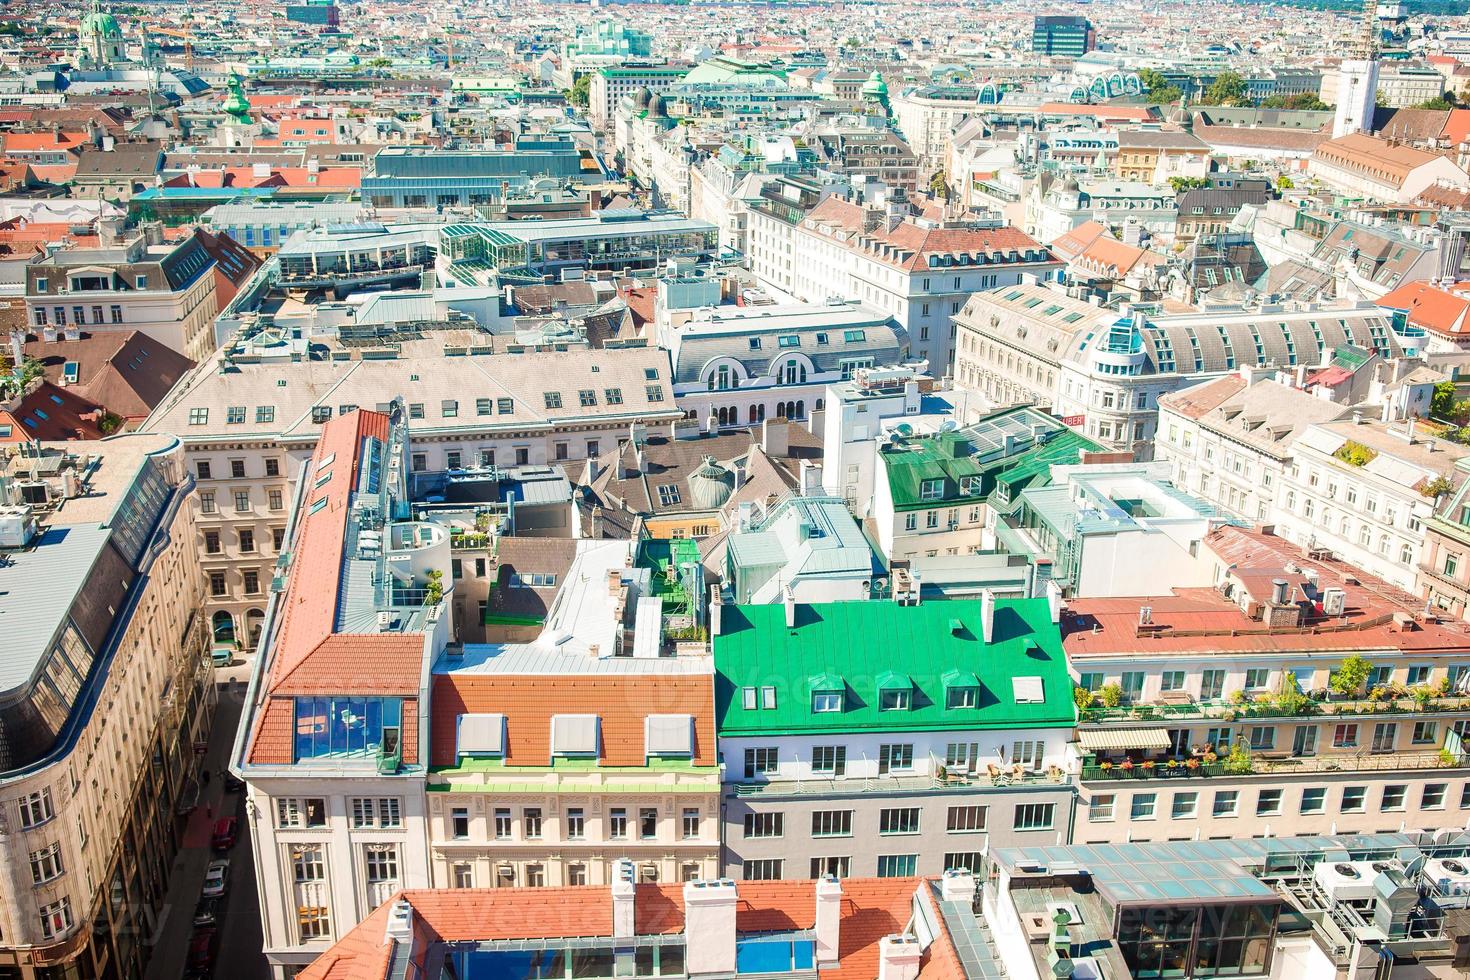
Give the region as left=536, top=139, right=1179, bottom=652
left=781, top=359, right=807, bottom=385
left=796, top=400, right=805, bottom=419
left=212, top=610, right=236, bottom=645
left=246, top=608, right=266, bottom=647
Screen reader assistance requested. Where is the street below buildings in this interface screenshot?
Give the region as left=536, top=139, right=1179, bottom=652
left=144, top=657, right=268, bottom=980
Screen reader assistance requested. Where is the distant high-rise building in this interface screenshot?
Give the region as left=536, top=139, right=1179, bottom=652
left=1333, top=0, right=1380, bottom=137
left=1031, top=15, right=1095, bottom=57
left=285, top=0, right=339, bottom=27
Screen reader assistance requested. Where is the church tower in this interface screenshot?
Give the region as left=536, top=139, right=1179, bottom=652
left=75, top=0, right=127, bottom=69
left=1332, top=0, right=1381, bottom=138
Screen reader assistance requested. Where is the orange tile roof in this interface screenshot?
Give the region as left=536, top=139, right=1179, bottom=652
left=248, top=409, right=426, bottom=766
left=1313, top=132, right=1441, bottom=185
left=1443, top=109, right=1470, bottom=147
left=429, top=674, right=716, bottom=768
left=1377, top=279, right=1470, bottom=336
left=3, top=131, right=88, bottom=152
left=298, top=878, right=950, bottom=980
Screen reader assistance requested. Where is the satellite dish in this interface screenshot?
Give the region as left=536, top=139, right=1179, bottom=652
left=895, top=423, right=914, bottom=437
left=939, top=420, right=958, bottom=433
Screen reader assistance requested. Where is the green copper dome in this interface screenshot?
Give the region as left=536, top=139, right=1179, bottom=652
left=861, top=71, right=888, bottom=98
left=223, top=75, right=251, bottom=122
left=80, top=0, right=122, bottom=38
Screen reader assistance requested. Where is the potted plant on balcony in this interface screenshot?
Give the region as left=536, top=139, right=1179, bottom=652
left=1140, top=759, right=1156, bottom=773
left=1119, top=759, right=1134, bottom=774
left=1222, top=741, right=1252, bottom=775
left=1202, top=751, right=1218, bottom=764
left=1413, top=685, right=1437, bottom=711
left=1330, top=654, right=1372, bottom=700
left=1099, top=683, right=1124, bottom=709
left=1166, top=758, right=1180, bottom=770
left=1185, top=757, right=1201, bottom=772
left=1097, top=760, right=1113, bottom=774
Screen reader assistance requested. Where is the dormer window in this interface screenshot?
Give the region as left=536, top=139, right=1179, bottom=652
left=808, top=672, right=845, bottom=713
left=943, top=668, right=981, bottom=709
left=876, top=671, right=912, bottom=711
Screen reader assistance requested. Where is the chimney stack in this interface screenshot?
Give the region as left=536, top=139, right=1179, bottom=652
left=814, top=875, right=843, bottom=965
left=383, top=899, right=414, bottom=946
left=941, top=869, right=977, bottom=904
left=611, top=858, right=636, bottom=939
left=761, top=417, right=789, bottom=457
left=980, top=588, right=995, bottom=644
left=784, top=585, right=796, bottom=629
left=709, top=585, right=723, bottom=637
left=877, top=935, right=922, bottom=980
left=1045, top=579, right=1063, bottom=625
left=683, top=880, right=738, bottom=976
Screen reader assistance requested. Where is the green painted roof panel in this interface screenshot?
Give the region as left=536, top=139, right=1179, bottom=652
left=714, top=597, right=1075, bottom=735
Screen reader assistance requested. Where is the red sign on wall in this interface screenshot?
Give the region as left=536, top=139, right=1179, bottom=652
left=1059, top=414, right=1086, bottom=427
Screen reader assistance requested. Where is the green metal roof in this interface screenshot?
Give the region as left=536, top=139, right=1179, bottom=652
left=714, top=597, right=1075, bottom=736
left=880, top=421, right=1104, bottom=511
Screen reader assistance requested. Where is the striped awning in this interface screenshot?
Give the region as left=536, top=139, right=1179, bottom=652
left=1078, top=728, right=1171, bottom=752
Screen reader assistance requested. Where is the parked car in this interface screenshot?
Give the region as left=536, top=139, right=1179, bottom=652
left=187, top=928, right=217, bottom=973
left=193, top=897, right=219, bottom=928
left=201, top=859, right=230, bottom=898
left=211, top=817, right=238, bottom=852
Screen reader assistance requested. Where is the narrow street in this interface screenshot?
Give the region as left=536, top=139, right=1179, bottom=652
left=144, top=661, right=268, bottom=980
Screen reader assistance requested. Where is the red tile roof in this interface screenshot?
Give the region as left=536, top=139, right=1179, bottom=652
left=1377, top=279, right=1470, bottom=337
left=1064, top=525, right=1470, bottom=658
left=297, top=878, right=949, bottom=980
left=429, top=674, right=716, bottom=768
left=0, top=381, right=106, bottom=441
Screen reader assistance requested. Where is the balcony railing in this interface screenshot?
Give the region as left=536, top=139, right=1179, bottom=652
left=730, top=766, right=1067, bottom=797
left=1079, top=694, right=1470, bottom=724
left=1081, top=750, right=1465, bottom=782
left=278, top=263, right=425, bottom=288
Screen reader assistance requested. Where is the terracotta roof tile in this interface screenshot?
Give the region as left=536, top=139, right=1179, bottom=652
left=246, top=697, right=295, bottom=765
left=429, top=674, right=716, bottom=768
left=299, top=878, right=949, bottom=980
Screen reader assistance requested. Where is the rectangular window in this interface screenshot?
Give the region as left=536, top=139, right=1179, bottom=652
left=524, top=808, right=543, bottom=838
left=292, top=844, right=324, bottom=882
left=878, top=807, right=920, bottom=835
left=1089, top=794, right=1115, bottom=822
left=1256, top=789, right=1283, bottom=815
left=811, top=856, right=850, bottom=878
left=1333, top=723, right=1359, bottom=748
left=28, top=842, right=62, bottom=884
left=1213, top=791, right=1239, bottom=817
left=608, top=809, right=627, bottom=839
left=682, top=808, right=700, bottom=839
left=39, top=898, right=72, bottom=940
left=1342, top=786, right=1367, bottom=812
left=276, top=798, right=326, bottom=829
left=1301, top=788, right=1326, bottom=814
left=947, top=805, right=986, bottom=832
left=1414, top=721, right=1438, bottom=745
left=1425, top=783, right=1448, bottom=809
left=743, top=812, right=784, bottom=838
left=639, top=807, right=657, bottom=840
left=566, top=807, right=585, bottom=840
left=451, top=807, right=469, bottom=839
left=1171, top=792, right=1198, bottom=819
left=811, top=745, right=846, bottom=776
left=1382, top=785, right=1407, bottom=811
left=494, top=808, right=511, bottom=838
left=1131, top=793, right=1157, bottom=820
left=811, top=810, right=853, bottom=837
left=743, top=859, right=782, bottom=881
left=878, top=743, right=914, bottom=773
left=876, top=854, right=917, bottom=877
left=744, top=747, right=778, bottom=779
left=1014, top=803, right=1055, bottom=831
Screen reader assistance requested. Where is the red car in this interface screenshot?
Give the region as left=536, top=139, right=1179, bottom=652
left=210, top=817, right=237, bottom=852
left=187, top=929, right=216, bottom=973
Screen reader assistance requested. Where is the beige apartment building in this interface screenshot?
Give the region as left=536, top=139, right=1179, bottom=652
left=427, top=665, right=722, bottom=889
left=142, top=334, right=682, bottom=651
left=1069, top=524, right=1470, bottom=845
left=0, top=434, right=211, bottom=980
